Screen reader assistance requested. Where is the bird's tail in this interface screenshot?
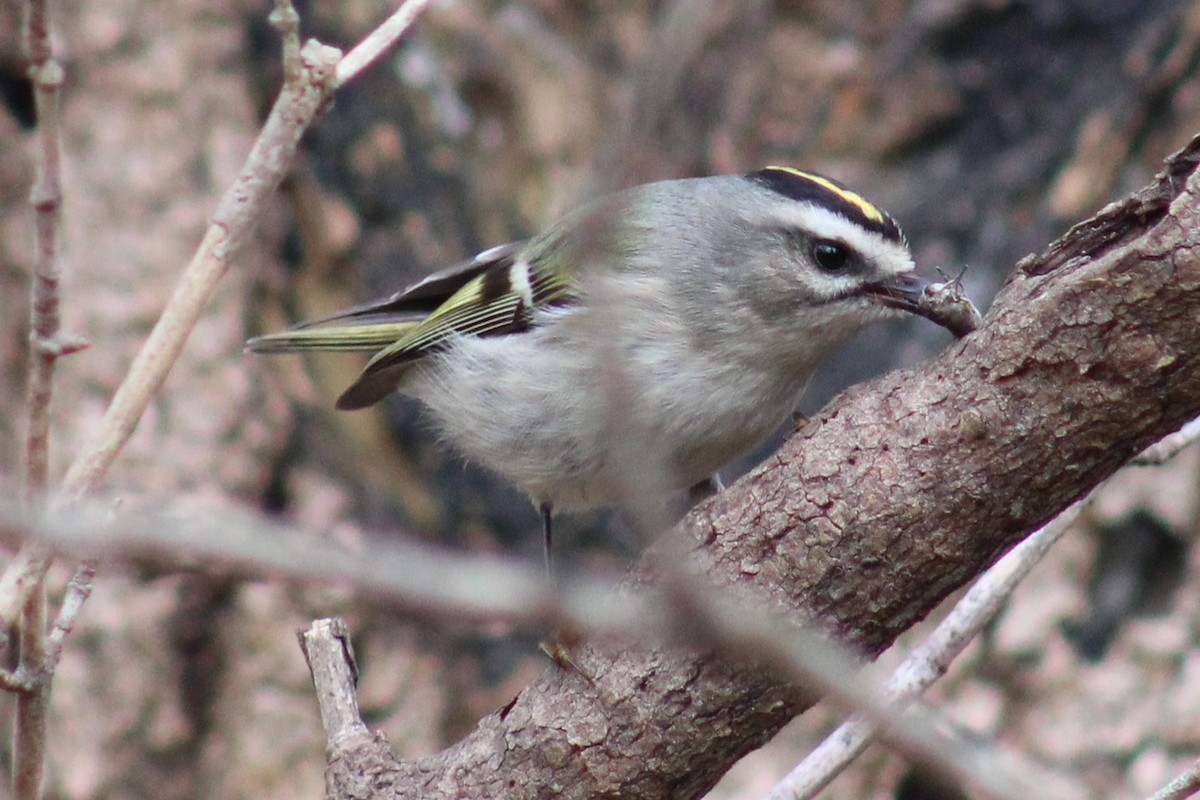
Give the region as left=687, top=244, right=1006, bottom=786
left=245, top=321, right=417, bottom=353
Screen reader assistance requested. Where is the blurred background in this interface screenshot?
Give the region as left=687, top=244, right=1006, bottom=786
left=2, top=0, right=1200, bottom=797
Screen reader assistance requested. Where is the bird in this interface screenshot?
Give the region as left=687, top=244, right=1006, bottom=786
left=247, top=167, right=974, bottom=574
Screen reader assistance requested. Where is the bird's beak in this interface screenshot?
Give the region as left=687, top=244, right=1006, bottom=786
left=865, top=272, right=981, bottom=338
left=865, top=272, right=931, bottom=315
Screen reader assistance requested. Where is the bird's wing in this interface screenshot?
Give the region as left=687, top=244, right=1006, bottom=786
left=334, top=239, right=576, bottom=409
left=365, top=248, right=573, bottom=365
left=245, top=241, right=536, bottom=354
left=301, top=240, right=529, bottom=325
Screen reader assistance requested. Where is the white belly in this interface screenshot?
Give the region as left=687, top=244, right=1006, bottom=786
left=401, top=305, right=808, bottom=511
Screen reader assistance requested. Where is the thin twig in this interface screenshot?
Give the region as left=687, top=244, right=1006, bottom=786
left=43, top=558, right=97, bottom=674
left=268, top=0, right=302, bottom=85
left=656, top=567, right=1068, bottom=800
left=13, top=587, right=47, bottom=800
left=1132, top=415, right=1200, bottom=465
left=335, top=0, right=435, bottom=87
left=20, top=0, right=67, bottom=505
left=0, top=556, right=90, bottom=696
left=0, top=0, right=435, bottom=634
left=0, top=493, right=598, bottom=629
left=767, top=497, right=1088, bottom=800
left=300, top=619, right=370, bottom=745
left=55, top=40, right=339, bottom=505
left=15, top=0, right=67, bottom=795
left=0, top=545, right=54, bottom=646
left=1149, top=756, right=1200, bottom=800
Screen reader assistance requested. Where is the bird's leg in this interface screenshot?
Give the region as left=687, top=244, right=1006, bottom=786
left=534, top=501, right=592, bottom=681
left=539, top=501, right=554, bottom=582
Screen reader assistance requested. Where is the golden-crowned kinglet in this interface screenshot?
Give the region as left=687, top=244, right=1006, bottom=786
left=248, top=168, right=979, bottom=570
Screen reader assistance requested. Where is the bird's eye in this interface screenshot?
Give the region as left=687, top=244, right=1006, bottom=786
left=812, top=239, right=850, bottom=274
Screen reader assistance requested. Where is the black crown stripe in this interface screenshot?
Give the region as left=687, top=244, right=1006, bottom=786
left=748, top=167, right=904, bottom=244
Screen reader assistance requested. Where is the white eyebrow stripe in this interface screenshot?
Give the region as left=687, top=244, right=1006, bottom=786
left=769, top=204, right=914, bottom=276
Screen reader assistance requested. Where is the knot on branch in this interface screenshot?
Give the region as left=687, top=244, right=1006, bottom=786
left=32, top=333, right=89, bottom=358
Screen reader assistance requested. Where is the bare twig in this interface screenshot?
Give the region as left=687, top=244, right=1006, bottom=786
left=269, top=0, right=303, bottom=85
left=16, top=0, right=67, bottom=794
left=13, top=587, right=47, bottom=800
left=335, top=0, right=434, bottom=87
left=20, top=0, right=67, bottom=504
left=1132, top=415, right=1200, bottom=466
left=1149, top=756, right=1200, bottom=800
left=0, top=547, right=54, bottom=649
left=42, top=558, right=97, bottom=674
left=300, top=619, right=370, bottom=746
left=636, top=551, right=1073, bottom=800
left=0, top=493, right=607, bottom=629
left=768, top=497, right=1089, bottom=800
left=55, top=39, right=340, bottom=504
left=0, top=0, right=436, bottom=638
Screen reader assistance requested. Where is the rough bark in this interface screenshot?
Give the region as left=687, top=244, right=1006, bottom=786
left=320, top=135, right=1200, bottom=798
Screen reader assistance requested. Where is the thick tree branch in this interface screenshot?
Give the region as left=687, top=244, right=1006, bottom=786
left=316, top=134, right=1200, bottom=799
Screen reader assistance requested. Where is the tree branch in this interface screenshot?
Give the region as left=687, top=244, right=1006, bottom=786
left=16, top=0, right=68, bottom=794
left=20, top=0, right=69, bottom=504
left=0, top=0, right=436, bottom=646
